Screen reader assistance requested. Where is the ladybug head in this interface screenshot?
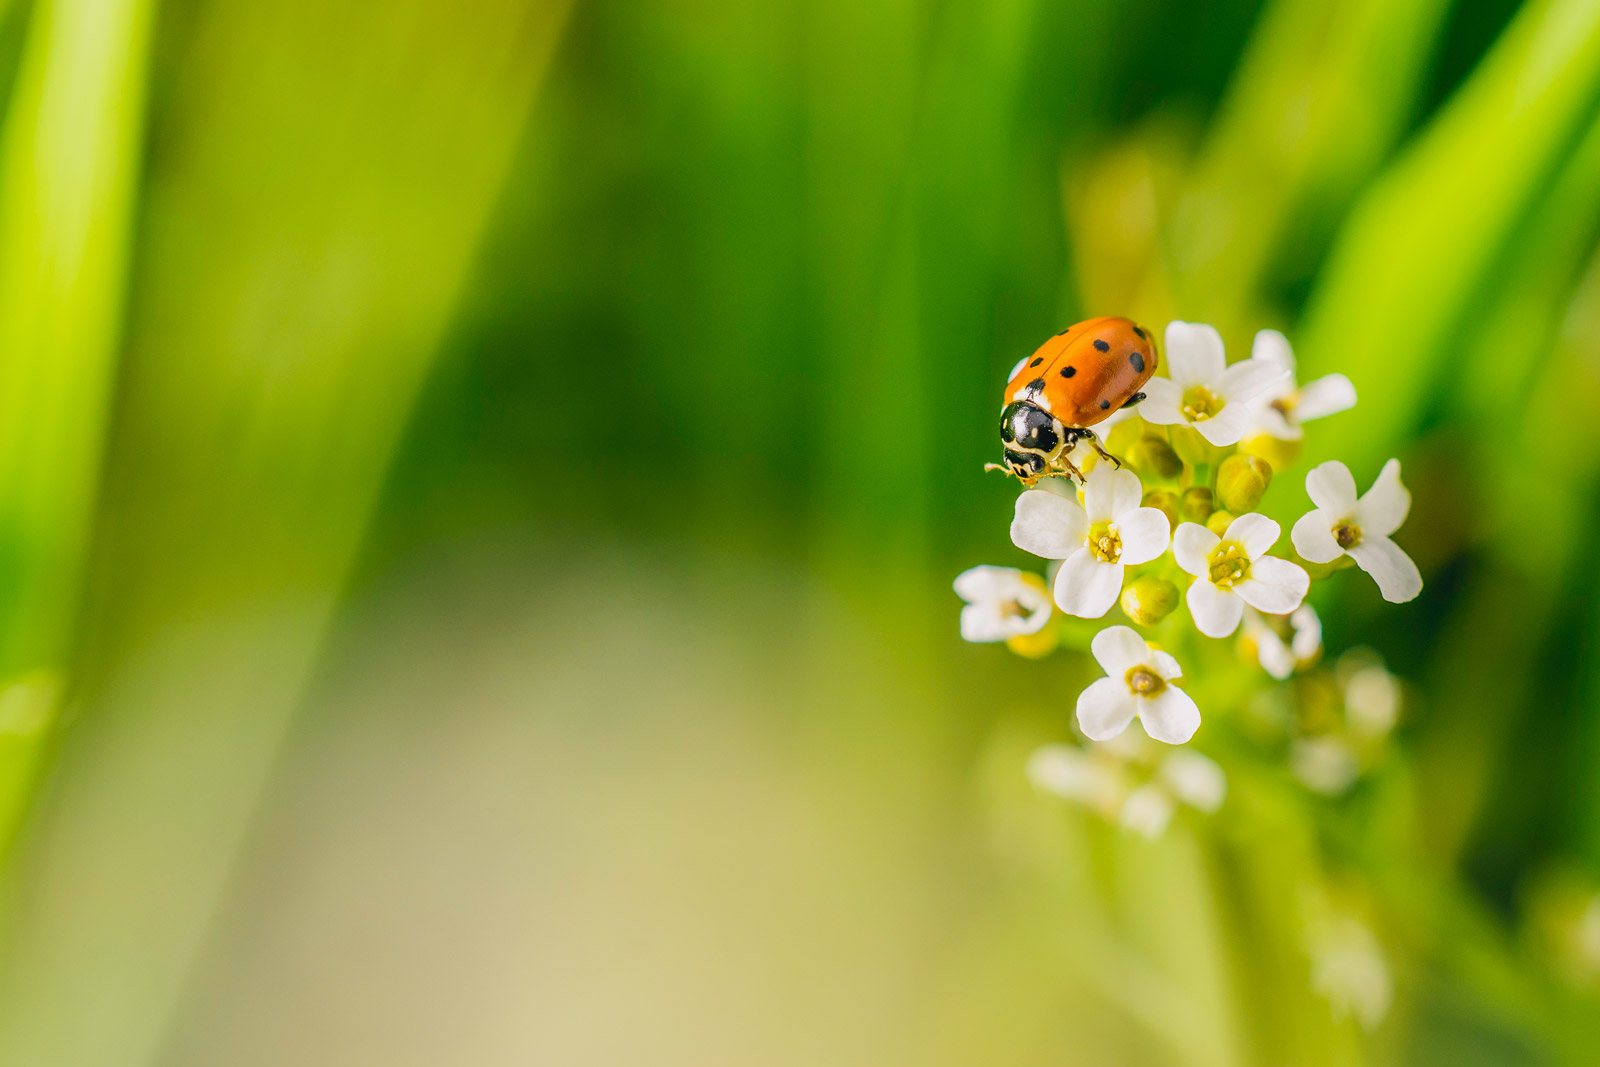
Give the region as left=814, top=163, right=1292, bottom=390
left=999, top=400, right=1064, bottom=478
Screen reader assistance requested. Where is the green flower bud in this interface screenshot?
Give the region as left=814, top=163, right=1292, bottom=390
left=1217, top=453, right=1273, bottom=513
left=1126, top=434, right=1182, bottom=480
left=1206, top=509, right=1235, bottom=537
left=1241, top=432, right=1301, bottom=471
left=1179, top=487, right=1214, bottom=524
left=1105, top=416, right=1144, bottom=455
left=1121, top=575, right=1179, bottom=627
left=1169, top=424, right=1218, bottom=467
left=1142, top=490, right=1179, bottom=529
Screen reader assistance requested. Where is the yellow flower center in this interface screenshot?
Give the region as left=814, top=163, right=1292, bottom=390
left=1207, top=541, right=1251, bottom=589
left=1270, top=391, right=1300, bottom=417
left=1125, top=665, right=1166, bottom=696
left=1181, top=385, right=1223, bottom=423
left=1334, top=521, right=1362, bottom=550
left=1000, top=598, right=1029, bottom=619
left=1087, top=520, right=1122, bottom=563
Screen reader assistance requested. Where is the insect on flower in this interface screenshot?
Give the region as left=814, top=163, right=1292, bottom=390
left=991, top=316, right=1159, bottom=485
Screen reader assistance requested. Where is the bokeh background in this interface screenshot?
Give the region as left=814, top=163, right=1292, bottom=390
left=0, top=0, right=1594, bottom=1063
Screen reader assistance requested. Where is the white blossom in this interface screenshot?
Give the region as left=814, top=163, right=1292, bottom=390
left=1290, top=460, right=1422, bottom=603
left=1028, top=735, right=1224, bottom=838
left=1173, top=514, right=1309, bottom=638
left=1010, top=465, right=1170, bottom=618
left=953, top=565, right=1052, bottom=643
left=1309, top=916, right=1392, bottom=1032
left=1243, top=604, right=1322, bottom=680
left=1246, top=329, right=1357, bottom=440
left=1138, top=321, right=1289, bottom=447
left=1075, top=625, right=1200, bottom=744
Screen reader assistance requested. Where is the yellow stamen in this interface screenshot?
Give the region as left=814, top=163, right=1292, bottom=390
left=1207, top=541, right=1251, bottom=589
left=1125, top=665, right=1166, bottom=696
left=1087, top=520, right=1122, bottom=564
left=1181, top=385, right=1223, bottom=423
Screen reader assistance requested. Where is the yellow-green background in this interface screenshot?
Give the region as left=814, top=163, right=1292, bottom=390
left=0, top=0, right=1593, bottom=1063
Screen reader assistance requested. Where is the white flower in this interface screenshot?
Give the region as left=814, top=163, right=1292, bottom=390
left=1119, top=751, right=1227, bottom=838
left=1173, top=514, right=1310, bottom=638
left=1290, top=460, right=1422, bottom=604
left=1138, top=321, right=1289, bottom=446
left=1027, top=738, right=1224, bottom=838
left=1309, top=916, right=1392, bottom=1032
left=1290, top=737, right=1361, bottom=796
left=1246, top=329, right=1357, bottom=440
left=952, top=566, right=1052, bottom=643
left=1243, top=604, right=1322, bottom=680
left=1076, top=626, right=1200, bottom=744
left=1009, top=465, right=1170, bottom=618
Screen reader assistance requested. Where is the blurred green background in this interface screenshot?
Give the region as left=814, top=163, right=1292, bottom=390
left=0, top=0, right=1594, bottom=1063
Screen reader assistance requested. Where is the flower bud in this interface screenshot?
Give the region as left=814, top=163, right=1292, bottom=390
left=1142, top=490, right=1179, bottom=529
left=1007, top=626, right=1059, bottom=659
left=1217, top=453, right=1272, bottom=513
left=1180, top=487, right=1214, bottom=524
left=1241, top=432, right=1301, bottom=471
left=1105, top=416, right=1144, bottom=455
left=1126, top=434, right=1182, bottom=480
left=1206, top=509, right=1235, bottom=537
left=1169, top=424, right=1218, bottom=467
left=1121, top=575, right=1179, bottom=627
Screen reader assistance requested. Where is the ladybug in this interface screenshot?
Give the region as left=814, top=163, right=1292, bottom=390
left=990, top=315, right=1157, bottom=485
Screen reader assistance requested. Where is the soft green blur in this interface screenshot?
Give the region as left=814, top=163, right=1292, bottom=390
left=0, top=0, right=1591, bottom=1063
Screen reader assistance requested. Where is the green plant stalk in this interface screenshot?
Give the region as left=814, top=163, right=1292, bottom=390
left=0, top=0, right=157, bottom=851
left=0, top=2, right=573, bottom=1065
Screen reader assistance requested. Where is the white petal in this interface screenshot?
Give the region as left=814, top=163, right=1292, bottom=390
left=1161, top=751, right=1225, bottom=811
left=1139, top=686, right=1201, bottom=744
left=1115, top=508, right=1171, bottom=566
left=1305, top=461, right=1359, bottom=514
left=1347, top=534, right=1422, bottom=603
left=1217, top=359, right=1290, bottom=405
left=1186, top=578, right=1244, bottom=638
left=1011, top=490, right=1087, bottom=559
left=1290, top=604, right=1322, bottom=662
left=1085, top=464, right=1142, bottom=523
left=1291, top=738, right=1359, bottom=796
left=1150, top=649, right=1182, bottom=680
left=1025, top=744, right=1097, bottom=801
left=1076, top=676, right=1138, bottom=741
left=1172, top=522, right=1219, bottom=577
left=1053, top=550, right=1123, bottom=618
left=1091, top=624, right=1153, bottom=676
left=1136, top=377, right=1185, bottom=425
left=1191, top=402, right=1252, bottom=446
left=1291, top=508, right=1344, bottom=564
left=1356, top=458, right=1410, bottom=537
left=1249, top=402, right=1301, bottom=441
left=1223, top=512, right=1281, bottom=559
left=1164, top=321, right=1226, bottom=387
left=952, top=564, right=1019, bottom=603
left=1235, top=556, right=1310, bottom=614
left=1294, top=373, right=1357, bottom=422
left=1251, top=328, right=1295, bottom=371
left=1254, top=628, right=1295, bottom=680
left=960, top=604, right=1012, bottom=642
left=1119, top=785, right=1174, bottom=838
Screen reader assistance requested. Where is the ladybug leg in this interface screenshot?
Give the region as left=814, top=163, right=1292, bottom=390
left=1085, top=432, right=1122, bottom=469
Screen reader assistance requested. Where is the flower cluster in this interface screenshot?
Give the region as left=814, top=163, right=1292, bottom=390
left=957, top=320, right=1422, bottom=824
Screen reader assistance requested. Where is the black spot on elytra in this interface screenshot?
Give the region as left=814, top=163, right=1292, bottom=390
left=1093, top=338, right=1110, bottom=352
left=1026, top=377, right=1046, bottom=393
left=1130, top=352, right=1145, bottom=373
left=1060, top=366, right=1076, bottom=378
left=1100, top=400, right=1110, bottom=410
left=1029, top=357, right=1043, bottom=368
left=1132, top=326, right=1146, bottom=339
